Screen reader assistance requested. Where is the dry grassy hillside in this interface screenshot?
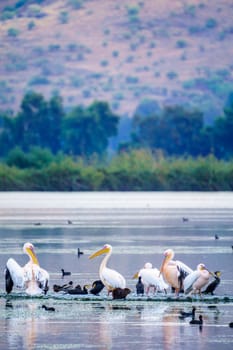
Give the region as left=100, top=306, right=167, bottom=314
left=0, top=0, right=233, bottom=120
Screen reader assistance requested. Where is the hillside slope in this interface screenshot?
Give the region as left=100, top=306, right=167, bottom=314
left=0, top=0, right=233, bottom=121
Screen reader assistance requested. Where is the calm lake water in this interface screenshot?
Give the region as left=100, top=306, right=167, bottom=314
left=0, top=192, right=233, bottom=350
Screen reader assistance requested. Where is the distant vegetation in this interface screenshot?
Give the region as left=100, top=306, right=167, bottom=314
left=0, top=91, right=233, bottom=191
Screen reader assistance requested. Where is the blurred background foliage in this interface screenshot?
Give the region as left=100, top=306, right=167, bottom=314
left=0, top=91, right=233, bottom=191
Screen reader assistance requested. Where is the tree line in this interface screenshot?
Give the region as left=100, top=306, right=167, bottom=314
left=0, top=91, right=233, bottom=161
left=0, top=90, right=233, bottom=191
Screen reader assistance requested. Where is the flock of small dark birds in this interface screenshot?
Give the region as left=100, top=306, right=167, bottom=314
left=53, top=279, right=105, bottom=296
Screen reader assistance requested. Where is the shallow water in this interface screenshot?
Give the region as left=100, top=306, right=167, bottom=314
left=0, top=192, right=233, bottom=350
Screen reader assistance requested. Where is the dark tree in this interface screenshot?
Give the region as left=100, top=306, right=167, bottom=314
left=63, top=101, right=119, bottom=157
left=213, top=98, right=233, bottom=159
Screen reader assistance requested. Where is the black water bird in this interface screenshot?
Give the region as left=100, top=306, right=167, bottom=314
left=62, top=281, right=73, bottom=290
left=182, top=217, right=189, bottom=222
left=42, top=305, right=55, bottom=312
left=5, top=300, right=13, bottom=308
left=61, top=269, right=71, bottom=278
left=203, top=271, right=221, bottom=295
left=229, top=322, right=233, bottom=328
left=190, top=315, right=203, bottom=325
left=215, top=234, right=219, bottom=240
left=89, top=280, right=105, bottom=295
left=136, top=276, right=144, bottom=295
left=180, top=306, right=196, bottom=318
left=112, top=287, right=131, bottom=300
left=67, top=220, right=73, bottom=225
left=53, top=281, right=73, bottom=292
left=67, top=284, right=89, bottom=295
left=77, top=248, right=84, bottom=257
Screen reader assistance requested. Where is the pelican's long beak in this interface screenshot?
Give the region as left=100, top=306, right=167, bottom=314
left=132, top=271, right=139, bottom=279
left=26, top=246, right=39, bottom=265
left=89, top=246, right=110, bottom=259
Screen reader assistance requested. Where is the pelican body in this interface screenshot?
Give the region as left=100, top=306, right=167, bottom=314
left=203, top=271, right=221, bottom=295
left=89, top=244, right=126, bottom=293
left=5, top=242, right=49, bottom=296
left=160, top=249, right=193, bottom=294
left=184, top=263, right=211, bottom=295
left=136, top=262, right=168, bottom=295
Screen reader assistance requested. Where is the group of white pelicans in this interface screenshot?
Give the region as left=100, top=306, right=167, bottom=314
left=4, top=242, right=218, bottom=297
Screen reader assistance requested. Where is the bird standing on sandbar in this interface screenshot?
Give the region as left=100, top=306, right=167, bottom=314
left=136, top=276, right=144, bottom=295
left=184, top=263, right=211, bottom=296
left=159, top=249, right=193, bottom=295
left=112, top=287, right=131, bottom=300
left=203, top=271, right=221, bottom=295
left=89, top=280, right=105, bottom=295
left=89, top=244, right=126, bottom=294
left=5, top=242, right=49, bottom=296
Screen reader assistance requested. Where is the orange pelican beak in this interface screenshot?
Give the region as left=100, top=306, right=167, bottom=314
left=89, top=245, right=110, bottom=259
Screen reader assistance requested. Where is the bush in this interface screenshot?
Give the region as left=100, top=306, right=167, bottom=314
left=176, top=40, right=188, bottom=48
left=205, top=18, right=218, bottom=29
left=29, top=76, right=50, bottom=85
left=7, top=28, right=20, bottom=37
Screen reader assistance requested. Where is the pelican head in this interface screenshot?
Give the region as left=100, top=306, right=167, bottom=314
left=144, top=262, right=153, bottom=269
left=197, top=263, right=211, bottom=276
left=23, top=242, right=39, bottom=265
left=160, top=248, right=174, bottom=274
left=163, top=249, right=174, bottom=259
left=133, top=262, right=153, bottom=279
left=197, top=263, right=206, bottom=271
left=89, top=244, right=112, bottom=259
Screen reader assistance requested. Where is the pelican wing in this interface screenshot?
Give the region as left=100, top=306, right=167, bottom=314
left=140, top=268, right=168, bottom=291
left=102, top=267, right=126, bottom=289
left=176, top=260, right=193, bottom=276
left=184, top=270, right=200, bottom=294
left=5, top=258, right=25, bottom=291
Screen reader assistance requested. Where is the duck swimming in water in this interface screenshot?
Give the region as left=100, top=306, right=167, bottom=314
left=179, top=306, right=196, bottom=319
left=190, top=315, right=203, bottom=325
left=61, top=269, right=71, bottom=278
left=42, top=305, right=55, bottom=312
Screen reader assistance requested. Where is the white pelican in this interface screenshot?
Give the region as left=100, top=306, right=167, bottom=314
left=134, top=262, right=168, bottom=295
left=159, top=248, right=193, bottom=294
left=5, top=242, right=49, bottom=296
left=89, top=244, right=126, bottom=293
left=184, top=263, right=211, bottom=295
